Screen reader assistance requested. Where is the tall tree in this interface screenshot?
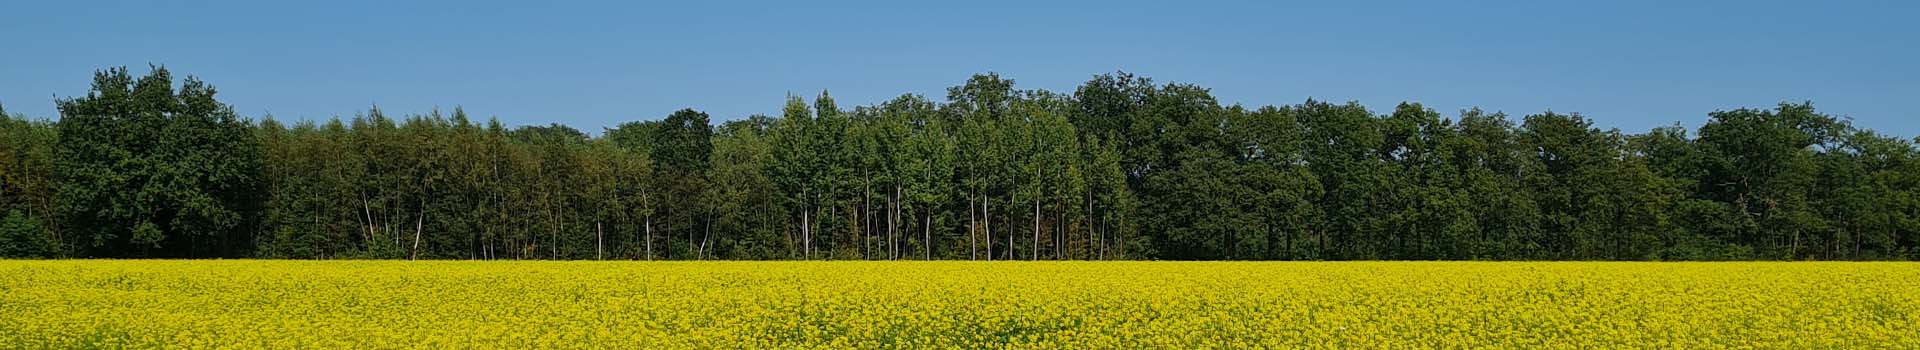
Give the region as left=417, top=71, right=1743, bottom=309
left=54, top=66, right=265, bottom=258
left=1695, top=103, right=1843, bottom=259
left=0, top=104, right=60, bottom=257
left=652, top=108, right=715, bottom=259
left=709, top=116, right=782, bottom=259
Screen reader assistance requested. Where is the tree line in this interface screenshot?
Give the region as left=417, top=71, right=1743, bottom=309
left=2, top=66, right=1916, bottom=260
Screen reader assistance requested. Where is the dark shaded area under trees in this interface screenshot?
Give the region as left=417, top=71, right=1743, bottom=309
left=2, top=66, right=1916, bottom=260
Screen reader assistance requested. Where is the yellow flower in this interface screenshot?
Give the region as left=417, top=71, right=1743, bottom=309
left=0, top=261, right=1915, bottom=349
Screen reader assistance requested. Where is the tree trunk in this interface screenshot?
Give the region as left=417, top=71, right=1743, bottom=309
left=1284, top=221, right=1294, bottom=260
left=802, top=205, right=810, bottom=259
left=1098, top=211, right=1108, bottom=260
left=1032, top=198, right=1039, bottom=261
left=894, top=185, right=902, bottom=259
left=799, top=208, right=808, bottom=260
left=1791, top=228, right=1802, bottom=260
left=1317, top=227, right=1326, bottom=260
left=925, top=208, right=933, bottom=260
left=662, top=198, right=672, bottom=260
left=1087, top=189, right=1095, bottom=260
left=701, top=213, right=712, bottom=260
left=549, top=204, right=559, bottom=259
left=968, top=192, right=977, bottom=260
left=1007, top=194, right=1014, bottom=260
left=1056, top=205, right=1064, bottom=260
left=410, top=198, right=425, bottom=260
left=783, top=206, right=796, bottom=259
left=833, top=203, right=842, bottom=257
left=361, top=192, right=375, bottom=245
left=644, top=214, right=653, bottom=261
left=867, top=180, right=875, bottom=259
left=688, top=208, right=697, bottom=261
left=1113, top=209, right=1121, bottom=257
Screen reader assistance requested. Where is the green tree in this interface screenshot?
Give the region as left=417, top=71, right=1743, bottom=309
left=1695, top=103, right=1843, bottom=259
left=1297, top=100, right=1386, bottom=259
left=769, top=96, right=822, bottom=259
left=1083, top=134, right=1139, bottom=259
left=1133, top=83, right=1243, bottom=260
left=1519, top=111, right=1617, bottom=259
left=1232, top=106, right=1322, bottom=260
left=1, top=104, right=60, bottom=257
left=899, top=100, right=956, bottom=259
left=709, top=116, right=783, bottom=259
left=650, top=108, right=714, bottom=259
left=54, top=66, right=265, bottom=258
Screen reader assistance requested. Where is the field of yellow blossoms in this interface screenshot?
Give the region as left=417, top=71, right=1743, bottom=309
left=0, top=261, right=1915, bottom=349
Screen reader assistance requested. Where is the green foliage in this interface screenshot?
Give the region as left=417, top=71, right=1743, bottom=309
left=52, top=66, right=265, bottom=258
left=709, top=116, right=782, bottom=259
left=0, top=210, right=57, bottom=258
left=2, top=107, right=60, bottom=256
left=9, top=67, right=1919, bottom=260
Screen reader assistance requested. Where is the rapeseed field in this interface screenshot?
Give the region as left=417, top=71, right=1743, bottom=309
left=0, top=261, right=1913, bottom=349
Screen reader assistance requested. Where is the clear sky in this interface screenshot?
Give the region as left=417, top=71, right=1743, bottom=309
left=3, top=0, right=1915, bottom=135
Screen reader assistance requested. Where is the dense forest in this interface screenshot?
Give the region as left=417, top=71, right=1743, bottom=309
left=2, top=66, right=1916, bottom=261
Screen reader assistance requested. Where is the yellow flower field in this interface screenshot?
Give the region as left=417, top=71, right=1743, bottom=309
left=0, top=261, right=1915, bottom=349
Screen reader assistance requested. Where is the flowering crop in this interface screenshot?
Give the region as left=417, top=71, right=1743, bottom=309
left=1, top=261, right=1914, bottom=349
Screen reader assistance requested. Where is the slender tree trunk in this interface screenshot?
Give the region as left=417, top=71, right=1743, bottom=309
left=830, top=203, right=839, bottom=258
left=361, top=192, right=375, bottom=246
left=1285, top=221, right=1294, bottom=260
left=1792, top=229, right=1801, bottom=260
left=1087, top=189, right=1095, bottom=260
left=784, top=207, right=796, bottom=259
left=688, top=207, right=697, bottom=261
left=984, top=195, right=993, bottom=261
left=549, top=204, right=559, bottom=259
left=890, top=185, right=900, bottom=260
left=1032, top=198, right=1040, bottom=261
left=596, top=222, right=604, bottom=260
left=668, top=197, right=679, bottom=260
left=925, top=208, right=933, bottom=260
left=802, top=204, right=811, bottom=259
left=802, top=201, right=810, bottom=259
left=1098, top=212, right=1108, bottom=260
left=411, top=198, right=425, bottom=260
left=1007, top=194, right=1014, bottom=260
left=800, top=207, right=808, bottom=260
left=644, top=214, right=653, bottom=261
left=1118, top=210, right=1127, bottom=259
left=1317, top=227, right=1326, bottom=260
left=968, top=191, right=977, bottom=260
left=864, top=180, right=871, bottom=259
left=1056, top=205, right=1065, bottom=260
left=701, top=213, right=712, bottom=260
left=894, top=185, right=902, bottom=259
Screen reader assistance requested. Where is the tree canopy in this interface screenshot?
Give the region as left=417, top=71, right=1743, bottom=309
left=1, top=67, right=1915, bottom=260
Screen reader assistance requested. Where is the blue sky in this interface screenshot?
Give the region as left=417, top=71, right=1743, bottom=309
left=2, top=0, right=1915, bottom=135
